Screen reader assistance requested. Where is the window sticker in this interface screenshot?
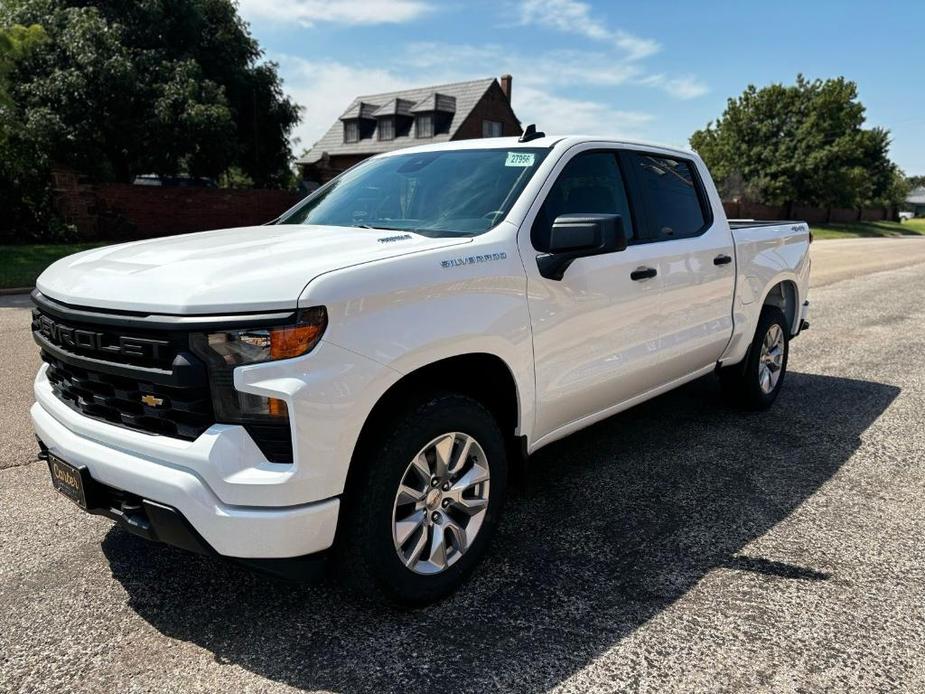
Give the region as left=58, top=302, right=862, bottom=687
left=505, top=151, right=535, bottom=167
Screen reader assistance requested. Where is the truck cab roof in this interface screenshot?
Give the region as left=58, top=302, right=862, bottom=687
left=374, top=134, right=697, bottom=160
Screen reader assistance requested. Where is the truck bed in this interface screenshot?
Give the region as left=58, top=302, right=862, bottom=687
left=728, top=219, right=804, bottom=230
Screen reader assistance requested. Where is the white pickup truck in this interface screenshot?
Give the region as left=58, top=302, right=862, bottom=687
left=31, top=134, right=810, bottom=604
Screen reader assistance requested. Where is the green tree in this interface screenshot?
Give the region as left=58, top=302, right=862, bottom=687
left=0, top=0, right=300, bottom=187
left=0, top=23, right=45, bottom=107
left=1, top=23, right=55, bottom=240
left=690, top=76, right=905, bottom=209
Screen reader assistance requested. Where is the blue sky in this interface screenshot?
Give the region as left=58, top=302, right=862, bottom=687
left=237, top=0, right=925, bottom=175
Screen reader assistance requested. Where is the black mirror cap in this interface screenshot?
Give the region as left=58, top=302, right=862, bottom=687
left=546, top=213, right=627, bottom=252
left=536, top=213, right=627, bottom=281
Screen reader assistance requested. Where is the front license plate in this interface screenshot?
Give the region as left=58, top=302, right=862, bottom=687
left=48, top=454, right=87, bottom=508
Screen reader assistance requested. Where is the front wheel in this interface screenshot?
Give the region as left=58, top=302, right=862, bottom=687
left=337, top=393, right=508, bottom=605
left=720, top=306, right=790, bottom=410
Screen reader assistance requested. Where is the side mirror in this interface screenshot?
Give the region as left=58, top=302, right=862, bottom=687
left=535, top=213, right=627, bottom=280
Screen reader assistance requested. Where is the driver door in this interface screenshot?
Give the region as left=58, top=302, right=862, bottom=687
left=520, top=148, right=667, bottom=441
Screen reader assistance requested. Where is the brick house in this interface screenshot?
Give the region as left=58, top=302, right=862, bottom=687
left=297, top=75, right=521, bottom=185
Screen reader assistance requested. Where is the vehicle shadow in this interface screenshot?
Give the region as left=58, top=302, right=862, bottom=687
left=102, top=371, right=898, bottom=692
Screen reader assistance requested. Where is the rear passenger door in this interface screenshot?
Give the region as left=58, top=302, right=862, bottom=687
left=621, top=150, right=735, bottom=382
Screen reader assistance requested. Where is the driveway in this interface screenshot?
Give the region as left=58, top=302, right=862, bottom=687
left=2, top=239, right=924, bottom=692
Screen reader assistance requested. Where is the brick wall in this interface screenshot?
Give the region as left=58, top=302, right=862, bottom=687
left=304, top=153, right=369, bottom=185
left=453, top=81, right=523, bottom=140
left=723, top=200, right=895, bottom=224
left=53, top=170, right=302, bottom=240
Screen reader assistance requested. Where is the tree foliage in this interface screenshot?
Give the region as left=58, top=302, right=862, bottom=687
left=907, top=175, right=925, bottom=191
left=0, top=0, right=300, bottom=190
left=690, top=76, right=905, bottom=208
left=1, top=23, right=56, bottom=240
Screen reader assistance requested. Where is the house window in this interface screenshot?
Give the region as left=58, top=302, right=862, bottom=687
left=344, top=120, right=359, bottom=143
left=482, top=120, right=503, bottom=138
left=378, top=117, right=394, bottom=141
left=416, top=114, right=434, bottom=138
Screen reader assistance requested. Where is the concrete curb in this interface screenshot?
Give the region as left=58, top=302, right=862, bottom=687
left=0, top=287, right=33, bottom=296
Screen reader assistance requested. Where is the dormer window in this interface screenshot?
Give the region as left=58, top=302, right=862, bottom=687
left=378, top=116, right=395, bottom=141
left=371, top=98, right=414, bottom=141
left=416, top=113, right=433, bottom=138
left=339, top=101, right=378, bottom=143
left=411, top=92, right=456, bottom=139
left=344, top=120, right=359, bottom=143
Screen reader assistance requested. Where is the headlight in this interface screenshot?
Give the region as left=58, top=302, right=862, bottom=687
left=203, top=306, right=327, bottom=366
left=189, top=308, right=328, bottom=460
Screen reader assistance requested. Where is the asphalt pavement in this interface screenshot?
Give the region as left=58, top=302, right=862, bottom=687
left=2, top=240, right=925, bottom=692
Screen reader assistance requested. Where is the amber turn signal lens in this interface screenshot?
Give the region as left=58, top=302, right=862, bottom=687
left=267, top=397, right=288, bottom=418
left=270, top=323, right=325, bottom=360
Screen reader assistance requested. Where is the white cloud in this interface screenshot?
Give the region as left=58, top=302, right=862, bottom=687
left=515, top=85, right=654, bottom=138
left=518, top=0, right=660, bottom=60
left=279, top=57, right=420, bottom=151
left=639, top=74, right=710, bottom=100
left=237, top=0, right=432, bottom=27
left=613, top=30, right=661, bottom=62
left=400, top=43, right=642, bottom=87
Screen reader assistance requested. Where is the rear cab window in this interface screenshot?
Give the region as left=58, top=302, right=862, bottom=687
left=624, top=152, right=711, bottom=242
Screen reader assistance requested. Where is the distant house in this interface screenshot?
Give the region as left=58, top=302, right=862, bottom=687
left=297, top=75, right=521, bottom=185
left=906, top=186, right=925, bottom=217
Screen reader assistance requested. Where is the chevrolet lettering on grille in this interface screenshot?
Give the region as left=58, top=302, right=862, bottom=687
left=36, top=313, right=169, bottom=362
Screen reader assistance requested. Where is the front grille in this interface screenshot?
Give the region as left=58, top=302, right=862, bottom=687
left=32, top=299, right=214, bottom=441
left=32, top=295, right=294, bottom=461
left=42, top=352, right=213, bottom=440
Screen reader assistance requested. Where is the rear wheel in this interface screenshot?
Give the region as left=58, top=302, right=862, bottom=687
left=720, top=306, right=789, bottom=410
left=337, top=393, right=507, bottom=605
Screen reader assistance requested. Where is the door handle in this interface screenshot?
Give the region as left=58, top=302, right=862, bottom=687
left=630, top=266, right=658, bottom=281
left=713, top=254, right=733, bottom=266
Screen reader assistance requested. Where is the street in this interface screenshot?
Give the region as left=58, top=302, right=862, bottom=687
left=2, top=238, right=925, bottom=693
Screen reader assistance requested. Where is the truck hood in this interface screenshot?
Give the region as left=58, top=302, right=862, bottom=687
left=37, top=225, right=470, bottom=314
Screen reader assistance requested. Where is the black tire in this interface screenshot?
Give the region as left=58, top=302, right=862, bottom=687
left=336, top=392, right=508, bottom=606
left=720, top=306, right=790, bottom=410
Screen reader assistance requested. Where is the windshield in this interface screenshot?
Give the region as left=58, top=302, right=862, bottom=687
left=278, top=148, right=549, bottom=237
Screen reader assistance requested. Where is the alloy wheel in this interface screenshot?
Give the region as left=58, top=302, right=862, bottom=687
left=391, top=432, right=490, bottom=575
left=758, top=323, right=785, bottom=394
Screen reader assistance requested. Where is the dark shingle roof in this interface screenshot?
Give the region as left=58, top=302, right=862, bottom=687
left=410, top=93, right=456, bottom=113
left=339, top=101, right=379, bottom=120
left=298, top=77, right=497, bottom=164
left=371, top=98, right=416, bottom=118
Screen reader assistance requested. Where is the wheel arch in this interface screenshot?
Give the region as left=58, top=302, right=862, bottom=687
left=760, top=278, right=800, bottom=335
left=347, top=352, right=525, bottom=485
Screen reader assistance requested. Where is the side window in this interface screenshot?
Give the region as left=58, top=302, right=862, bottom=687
left=631, top=153, right=708, bottom=240
left=532, top=151, right=633, bottom=251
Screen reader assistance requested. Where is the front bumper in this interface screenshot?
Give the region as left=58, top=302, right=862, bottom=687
left=37, top=443, right=329, bottom=579
left=31, top=394, right=340, bottom=560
